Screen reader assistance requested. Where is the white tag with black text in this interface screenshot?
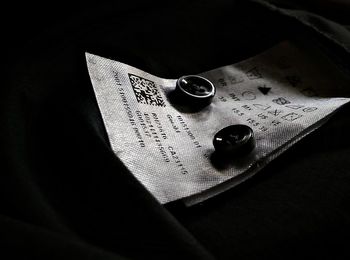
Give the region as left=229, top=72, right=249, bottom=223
left=86, top=42, right=349, bottom=205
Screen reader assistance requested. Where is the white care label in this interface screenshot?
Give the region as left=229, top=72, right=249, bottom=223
left=86, top=41, right=350, bottom=205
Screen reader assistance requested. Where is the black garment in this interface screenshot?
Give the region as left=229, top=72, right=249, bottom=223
left=2, top=1, right=350, bottom=259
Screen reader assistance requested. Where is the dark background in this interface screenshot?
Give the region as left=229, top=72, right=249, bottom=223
left=2, top=1, right=350, bottom=259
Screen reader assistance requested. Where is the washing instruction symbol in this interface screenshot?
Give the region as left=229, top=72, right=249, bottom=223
left=246, top=67, right=262, bottom=80
left=286, top=104, right=304, bottom=110
left=282, top=112, right=303, bottom=122
left=268, top=109, right=283, bottom=116
left=229, top=75, right=244, bottom=85
left=258, top=85, right=271, bottom=95
left=253, top=104, right=270, bottom=110
left=272, top=97, right=291, bottom=105
left=303, top=107, right=318, bottom=113
left=241, top=91, right=256, bottom=100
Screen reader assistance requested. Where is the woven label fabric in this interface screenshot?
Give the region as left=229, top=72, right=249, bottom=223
left=86, top=42, right=349, bottom=205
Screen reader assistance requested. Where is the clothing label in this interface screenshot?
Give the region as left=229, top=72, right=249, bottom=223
left=86, top=42, right=350, bottom=205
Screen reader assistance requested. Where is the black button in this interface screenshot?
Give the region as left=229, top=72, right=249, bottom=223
left=213, top=125, right=255, bottom=156
left=175, top=75, right=215, bottom=107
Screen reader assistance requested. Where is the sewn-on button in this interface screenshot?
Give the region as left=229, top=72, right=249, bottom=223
left=176, top=75, right=215, bottom=107
left=213, top=125, right=255, bottom=156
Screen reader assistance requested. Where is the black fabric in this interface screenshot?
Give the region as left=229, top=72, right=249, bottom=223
left=3, top=1, right=350, bottom=259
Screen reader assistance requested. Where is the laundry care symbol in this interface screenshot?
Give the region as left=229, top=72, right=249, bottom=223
left=241, top=91, right=256, bottom=100
left=285, top=104, right=304, bottom=110
left=257, top=85, right=271, bottom=95
left=246, top=67, right=262, bottom=80
left=268, top=109, right=283, bottom=117
left=285, top=104, right=318, bottom=113
left=281, top=112, right=303, bottom=122
left=253, top=104, right=270, bottom=110
left=272, top=97, right=291, bottom=105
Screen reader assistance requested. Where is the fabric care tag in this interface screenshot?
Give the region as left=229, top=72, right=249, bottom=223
left=86, top=42, right=349, bottom=205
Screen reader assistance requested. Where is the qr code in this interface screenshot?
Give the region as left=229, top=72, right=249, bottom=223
left=128, top=73, right=166, bottom=107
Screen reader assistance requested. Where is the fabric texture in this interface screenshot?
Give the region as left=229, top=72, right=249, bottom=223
left=86, top=42, right=349, bottom=205
left=3, top=0, right=350, bottom=259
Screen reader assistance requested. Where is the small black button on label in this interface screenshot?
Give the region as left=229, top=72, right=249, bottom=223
left=213, top=125, right=255, bottom=156
left=175, top=75, right=216, bottom=108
